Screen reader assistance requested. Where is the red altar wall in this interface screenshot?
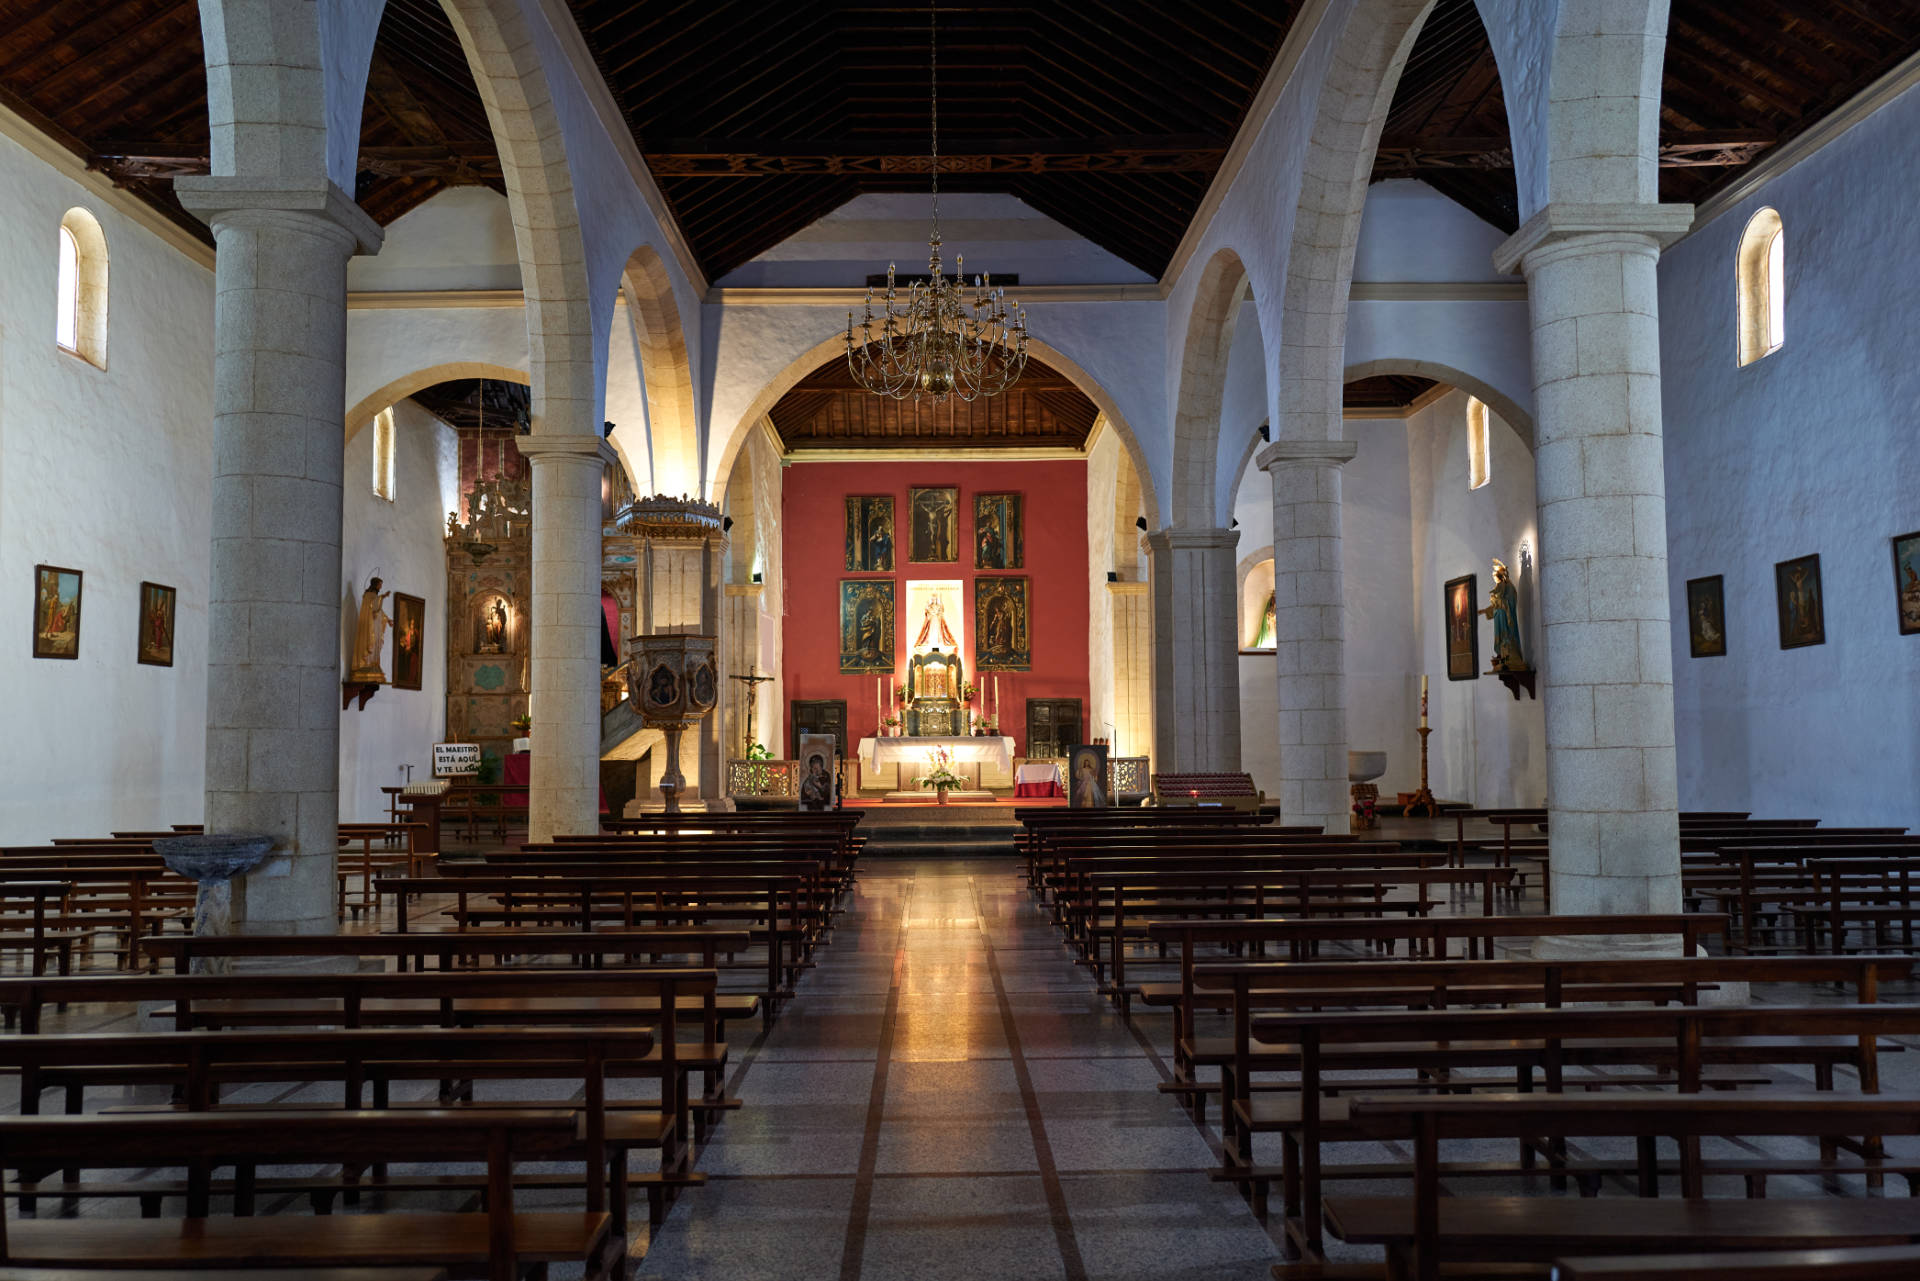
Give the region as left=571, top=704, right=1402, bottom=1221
left=780, top=458, right=1090, bottom=754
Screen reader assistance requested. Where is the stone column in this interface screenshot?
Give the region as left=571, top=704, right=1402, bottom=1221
left=1259, top=439, right=1359, bottom=832
left=517, top=436, right=616, bottom=841
left=698, top=534, right=727, bottom=803
left=174, top=178, right=380, bottom=937
left=1107, top=580, right=1152, bottom=759
left=1145, top=528, right=1241, bottom=773
left=1494, top=203, right=1695, bottom=951
left=724, top=583, right=768, bottom=756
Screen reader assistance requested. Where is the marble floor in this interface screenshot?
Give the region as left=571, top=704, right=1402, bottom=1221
left=635, top=856, right=1287, bottom=1281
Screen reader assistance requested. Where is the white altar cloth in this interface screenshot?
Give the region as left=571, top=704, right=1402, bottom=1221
left=1014, top=761, right=1063, bottom=788
left=858, top=735, right=1014, bottom=774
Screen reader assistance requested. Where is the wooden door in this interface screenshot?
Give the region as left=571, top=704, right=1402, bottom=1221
left=791, top=700, right=848, bottom=758
left=1024, top=698, right=1083, bottom=758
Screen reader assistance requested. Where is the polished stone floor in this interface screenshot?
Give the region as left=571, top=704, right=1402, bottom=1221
left=635, top=856, right=1287, bottom=1281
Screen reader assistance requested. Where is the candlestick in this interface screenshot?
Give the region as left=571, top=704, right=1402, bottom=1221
left=1420, top=673, right=1429, bottom=727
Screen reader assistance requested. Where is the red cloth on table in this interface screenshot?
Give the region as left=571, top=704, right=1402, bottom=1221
left=1015, top=781, right=1064, bottom=798
left=503, top=751, right=609, bottom=813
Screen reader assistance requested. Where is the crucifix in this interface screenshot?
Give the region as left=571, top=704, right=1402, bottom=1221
left=731, top=666, right=775, bottom=755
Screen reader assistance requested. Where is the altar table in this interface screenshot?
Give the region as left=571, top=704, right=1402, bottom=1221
left=1014, top=761, right=1065, bottom=798
left=858, top=735, right=1015, bottom=775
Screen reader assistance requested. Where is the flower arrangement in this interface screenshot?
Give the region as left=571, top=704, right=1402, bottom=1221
left=959, top=681, right=977, bottom=704
left=1352, top=793, right=1377, bottom=826
left=914, top=746, right=966, bottom=793
left=510, top=713, right=532, bottom=734
left=881, top=714, right=902, bottom=736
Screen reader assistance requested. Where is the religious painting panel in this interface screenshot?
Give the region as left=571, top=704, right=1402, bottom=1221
left=974, top=493, right=1024, bottom=569
left=844, top=496, right=896, bottom=572
left=975, top=576, right=1031, bottom=671
left=840, top=579, right=895, bottom=673
left=1894, top=531, right=1920, bottom=636
left=1443, top=573, right=1477, bottom=680
left=1686, top=575, right=1727, bottom=658
left=1775, top=554, right=1825, bottom=649
left=392, top=592, right=426, bottom=690
left=797, top=731, right=839, bottom=812
left=32, top=565, right=81, bottom=660
left=136, top=581, right=175, bottom=667
left=907, top=487, right=959, bottom=563
left=1068, top=743, right=1109, bottom=809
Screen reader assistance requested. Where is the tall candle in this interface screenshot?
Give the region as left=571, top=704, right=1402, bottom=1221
left=1420, top=674, right=1429, bottom=727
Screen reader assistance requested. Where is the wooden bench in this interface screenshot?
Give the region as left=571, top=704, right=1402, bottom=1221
left=138, top=927, right=753, bottom=975
left=1550, top=1243, right=1920, bottom=1280
left=1150, top=771, right=1264, bottom=809
left=1330, top=1093, right=1920, bottom=1281
left=0, top=1110, right=607, bottom=1281
left=0, top=883, right=80, bottom=980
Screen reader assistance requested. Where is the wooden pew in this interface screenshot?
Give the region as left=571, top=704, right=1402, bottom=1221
left=0, top=883, right=80, bottom=979
left=1550, top=1244, right=1920, bottom=1280
left=138, top=928, right=752, bottom=975
left=1330, top=1094, right=1920, bottom=1281
left=0, top=1111, right=606, bottom=1281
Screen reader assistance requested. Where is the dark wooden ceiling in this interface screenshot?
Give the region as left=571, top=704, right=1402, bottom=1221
left=410, top=378, right=532, bottom=433
left=3, top=2, right=1918, bottom=269
left=1343, top=374, right=1439, bottom=413
left=770, top=351, right=1097, bottom=451
left=1377, top=0, right=1920, bottom=231
left=566, top=0, right=1303, bottom=280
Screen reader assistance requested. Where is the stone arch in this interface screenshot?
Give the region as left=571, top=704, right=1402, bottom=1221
left=1343, top=358, right=1535, bottom=451
left=1235, top=546, right=1277, bottom=648
left=345, top=361, right=528, bottom=443
left=709, top=330, right=1163, bottom=530
left=437, top=0, right=596, bottom=439
left=1221, top=422, right=1270, bottom=517
left=1169, top=247, right=1251, bottom=528
left=617, top=244, right=700, bottom=496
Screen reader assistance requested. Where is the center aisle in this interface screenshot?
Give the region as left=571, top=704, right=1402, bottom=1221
left=637, top=855, right=1285, bottom=1280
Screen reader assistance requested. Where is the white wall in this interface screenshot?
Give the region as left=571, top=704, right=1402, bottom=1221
left=345, top=187, right=521, bottom=293
left=1342, top=417, right=1419, bottom=798
left=336, top=399, right=458, bottom=821
left=1660, top=85, right=1920, bottom=827
left=1407, top=390, right=1545, bottom=808
left=0, top=130, right=214, bottom=842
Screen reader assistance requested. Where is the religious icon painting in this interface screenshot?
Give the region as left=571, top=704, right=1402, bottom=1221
left=136, top=581, right=176, bottom=668
left=907, top=487, right=959, bottom=563
left=1068, top=743, right=1109, bottom=809
left=796, top=731, right=839, bottom=812
left=391, top=592, right=426, bottom=690
left=32, top=565, right=81, bottom=660
left=974, top=576, right=1032, bottom=671
left=1443, top=573, right=1478, bottom=680
left=839, top=579, right=895, bottom=673
left=974, top=493, right=1024, bottom=569
left=1774, top=553, right=1825, bottom=650
left=844, top=496, right=895, bottom=572
left=1893, top=531, right=1920, bottom=636
left=1685, top=575, right=1727, bottom=658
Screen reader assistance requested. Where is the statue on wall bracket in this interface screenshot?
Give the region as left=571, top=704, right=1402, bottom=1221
left=1481, top=557, right=1536, bottom=701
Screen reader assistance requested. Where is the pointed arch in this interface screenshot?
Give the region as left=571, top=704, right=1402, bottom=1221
left=1169, top=247, right=1251, bottom=528
left=617, top=244, right=700, bottom=495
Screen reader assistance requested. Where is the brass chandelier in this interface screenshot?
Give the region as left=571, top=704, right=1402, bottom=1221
left=846, top=0, right=1028, bottom=403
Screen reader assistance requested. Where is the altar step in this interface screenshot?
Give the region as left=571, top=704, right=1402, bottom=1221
left=860, top=823, right=1021, bottom=859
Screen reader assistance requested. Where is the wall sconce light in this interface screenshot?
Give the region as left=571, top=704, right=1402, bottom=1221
left=1135, top=516, right=1147, bottom=531
left=1258, top=422, right=1271, bottom=443
left=722, top=516, right=734, bottom=533
left=602, top=419, right=616, bottom=438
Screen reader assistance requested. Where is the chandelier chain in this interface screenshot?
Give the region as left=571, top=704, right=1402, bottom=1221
left=843, top=0, right=1027, bottom=403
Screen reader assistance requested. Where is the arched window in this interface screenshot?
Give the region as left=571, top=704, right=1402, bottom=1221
left=55, top=208, right=109, bottom=368
left=1737, top=207, right=1785, bottom=366
left=1466, top=396, right=1491, bottom=490
left=372, top=407, right=397, bottom=501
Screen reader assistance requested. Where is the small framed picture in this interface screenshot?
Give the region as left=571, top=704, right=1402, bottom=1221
left=392, top=592, right=426, bottom=690
left=1893, top=530, right=1920, bottom=637
left=32, top=565, right=82, bottom=660
left=1774, top=554, right=1825, bottom=650
left=1443, top=573, right=1478, bottom=680
left=137, top=581, right=176, bottom=667
left=1685, top=575, right=1726, bottom=658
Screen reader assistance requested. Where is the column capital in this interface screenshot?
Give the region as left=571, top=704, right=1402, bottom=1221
left=1493, top=202, right=1696, bottom=276
left=1257, top=439, right=1358, bottom=473
left=516, top=435, right=620, bottom=468
left=1144, top=527, right=1239, bottom=554
left=174, top=176, right=383, bottom=255
left=1106, top=579, right=1149, bottom=598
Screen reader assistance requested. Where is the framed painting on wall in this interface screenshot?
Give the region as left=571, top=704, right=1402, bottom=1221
left=839, top=579, right=895, bottom=673
left=1774, top=553, right=1825, bottom=649
left=974, top=493, right=1024, bottom=569
left=844, top=496, right=895, bottom=572
left=796, top=731, right=839, bottom=812
left=1894, top=530, right=1920, bottom=636
left=1068, top=743, right=1109, bottom=809
left=1686, top=575, right=1727, bottom=658
left=392, top=592, right=426, bottom=690
left=975, top=576, right=1031, bottom=671
left=907, top=487, right=959, bottom=563
left=32, top=565, right=82, bottom=660
left=136, top=581, right=176, bottom=667
left=1443, top=573, right=1477, bottom=680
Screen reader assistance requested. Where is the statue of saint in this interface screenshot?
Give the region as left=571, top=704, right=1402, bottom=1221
left=481, top=599, right=508, bottom=653
left=914, top=594, right=957, bottom=649
left=1480, top=558, right=1526, bottom=671
left=351, top=576, right=392, bottom=681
